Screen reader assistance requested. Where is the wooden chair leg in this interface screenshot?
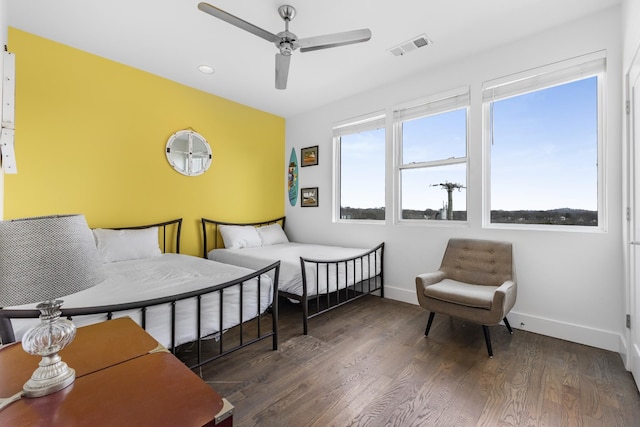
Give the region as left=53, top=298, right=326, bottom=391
left=425, top=312, right=436, bottom=336
left=482, top=325, right=493, bottom=358
left=503, top=317, right=513, bottom=334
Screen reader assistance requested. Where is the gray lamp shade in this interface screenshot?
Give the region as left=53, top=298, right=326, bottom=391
left=0, top=214, right=106, bottom=307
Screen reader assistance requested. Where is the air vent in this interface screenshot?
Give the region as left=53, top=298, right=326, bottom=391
left=388, top=34, right=432, bottom=57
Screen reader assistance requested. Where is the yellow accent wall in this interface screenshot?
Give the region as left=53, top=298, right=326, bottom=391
left=4, top=28, right=285, bottom=256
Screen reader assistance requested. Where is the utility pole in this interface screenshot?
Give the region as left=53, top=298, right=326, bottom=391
left=432, top=182, right=465, bottom=220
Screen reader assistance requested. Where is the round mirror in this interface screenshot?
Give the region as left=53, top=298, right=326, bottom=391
left=165, top=130, right=212, bottom=176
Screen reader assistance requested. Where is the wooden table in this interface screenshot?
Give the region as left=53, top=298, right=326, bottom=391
left=0, top=317, right=233, bottom=426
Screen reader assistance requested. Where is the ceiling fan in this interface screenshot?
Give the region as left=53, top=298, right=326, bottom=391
left=197, top=2, right=372, bottom=90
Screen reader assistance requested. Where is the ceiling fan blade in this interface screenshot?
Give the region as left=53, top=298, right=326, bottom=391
left=275, top=53, right=291, bottom=90
left=298, top=29, right=372, bottom=53
left=198, top=2, right=280, bottom=43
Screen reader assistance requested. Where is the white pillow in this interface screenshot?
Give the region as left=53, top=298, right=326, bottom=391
left=92, top=227, right=162, bottom=263
left=257, top=223, right=289, bottom=246
left=219, top=225, right=262, bottom=249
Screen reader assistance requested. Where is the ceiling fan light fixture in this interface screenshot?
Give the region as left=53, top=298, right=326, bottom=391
left=198, top=64, right=215, bottom=74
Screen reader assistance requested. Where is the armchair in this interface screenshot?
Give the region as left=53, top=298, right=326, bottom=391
left=415, top=238, right=517, bottom=357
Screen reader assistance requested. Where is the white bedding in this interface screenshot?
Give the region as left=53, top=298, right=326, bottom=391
left=8, top=254, right=274, bottom=348
left=208, top=242, right=382, bottom=297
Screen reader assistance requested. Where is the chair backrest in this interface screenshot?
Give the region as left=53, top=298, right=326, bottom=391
left=440, top=238, right=513, bottom=286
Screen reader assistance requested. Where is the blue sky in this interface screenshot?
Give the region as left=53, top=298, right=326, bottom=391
left=340, top=128, right=386, bottom=209
left=491, top=77, right=597, bottom=211
left=340, top=76, right=598, bottom=213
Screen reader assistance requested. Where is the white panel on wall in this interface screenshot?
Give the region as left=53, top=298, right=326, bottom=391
left=0, top=127, right=16, bottom=173
left=1, top=50, right=16, bottom=174
left=2, top=51, right=14, bottom=128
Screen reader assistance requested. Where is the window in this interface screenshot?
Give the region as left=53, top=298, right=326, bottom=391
left=334, top=114, right=386, bottom=221
left=483, top=55, right=604, bottom=227
left=395, top=88, right=469, bottom=221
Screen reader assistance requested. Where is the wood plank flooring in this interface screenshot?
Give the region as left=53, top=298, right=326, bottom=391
left=182, top=296, right=640, bottom=426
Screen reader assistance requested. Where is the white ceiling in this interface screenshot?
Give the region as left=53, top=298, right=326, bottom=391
left=7, top=0, right=620, bottom=118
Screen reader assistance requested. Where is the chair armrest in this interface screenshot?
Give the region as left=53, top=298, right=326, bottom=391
left=493, top=280, right=517, bottom=314
left=415, top=271, right=446, bottom=308
left=416, top=271, right=446, bottom=288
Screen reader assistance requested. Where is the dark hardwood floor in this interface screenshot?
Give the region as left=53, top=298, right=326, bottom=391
left=184, top=296, right=640, bottom=426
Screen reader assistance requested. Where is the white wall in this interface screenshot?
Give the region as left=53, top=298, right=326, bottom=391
left=623, top=0, right=640, bottom=70
left=286, top=7, right=624, bottom=353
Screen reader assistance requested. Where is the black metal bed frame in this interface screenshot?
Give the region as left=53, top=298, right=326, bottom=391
left=201, top=217, right=384, bottom=335
left=0, top=218, right=280, bottom=370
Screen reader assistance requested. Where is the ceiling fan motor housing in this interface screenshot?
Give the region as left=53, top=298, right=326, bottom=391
left=277, top=31, right=297, bottom=55
left=277, top=6, right=297, bottom=55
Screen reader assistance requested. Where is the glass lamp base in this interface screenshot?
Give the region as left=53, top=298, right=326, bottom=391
left=22, top=354, right=76, bottom=398
left=21, top=300, right=77, bottom=398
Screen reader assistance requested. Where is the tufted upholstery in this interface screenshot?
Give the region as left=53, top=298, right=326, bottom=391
left=415, top=238, right=517, bottom=357
left=440, top=239, right=513, bottom=287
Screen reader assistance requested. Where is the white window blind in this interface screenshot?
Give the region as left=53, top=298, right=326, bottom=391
left=333, top=113, right=386, bottom=137
left=394, top=88, right=469, bottom=122
left=482, top=54, right=605, bottom=102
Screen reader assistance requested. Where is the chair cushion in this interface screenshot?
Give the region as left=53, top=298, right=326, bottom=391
left=423, top=279, right=497, bottom=310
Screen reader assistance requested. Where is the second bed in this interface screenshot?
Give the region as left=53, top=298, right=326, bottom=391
left=202, top=217, right=384, bottom=334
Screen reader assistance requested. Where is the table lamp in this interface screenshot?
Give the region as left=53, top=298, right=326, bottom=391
left=0, top=214, right=105, bottom=398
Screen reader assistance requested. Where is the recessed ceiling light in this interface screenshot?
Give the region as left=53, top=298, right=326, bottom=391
left=198, top=65, right=215, bottom=74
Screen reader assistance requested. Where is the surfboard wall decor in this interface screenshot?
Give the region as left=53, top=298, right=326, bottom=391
left=288, top=148, right=298, bottom=206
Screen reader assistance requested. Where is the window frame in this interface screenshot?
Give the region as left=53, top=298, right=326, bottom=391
left=481, top=51, right=606, bottom=231
left=333, top=111, right=387, bottom=223
left=393, top=87, right=470, bottom=224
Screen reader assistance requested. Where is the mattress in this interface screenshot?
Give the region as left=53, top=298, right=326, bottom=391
left=208, top=242, right=381, bottom=296
left=7, top=253, right=274, bottom=348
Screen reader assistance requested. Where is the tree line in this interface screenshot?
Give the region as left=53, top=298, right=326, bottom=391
left=340, top=207, right=596, bottom=225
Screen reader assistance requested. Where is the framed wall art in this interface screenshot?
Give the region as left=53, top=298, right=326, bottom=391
left=301, top=187, right=318, bottom=207
left=301, top=145, right=318, bottom=167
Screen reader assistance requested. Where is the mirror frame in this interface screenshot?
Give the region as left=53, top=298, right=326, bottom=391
left=165, top=129, right=212, bottom=176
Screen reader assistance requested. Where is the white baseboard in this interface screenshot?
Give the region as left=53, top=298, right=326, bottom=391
left=505, top=311, right=621, bottom=353
left=619, top=332, right=630, bottom=370
left=383, top=284, right=624, bottom=354
left=384, top=285, right=418, bottom=305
